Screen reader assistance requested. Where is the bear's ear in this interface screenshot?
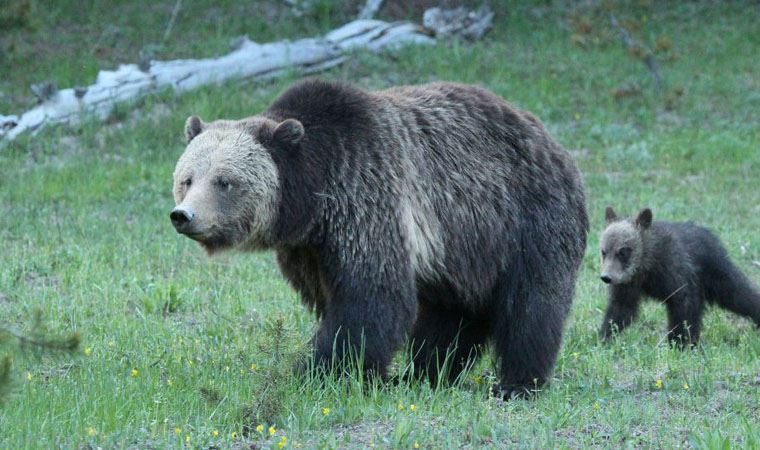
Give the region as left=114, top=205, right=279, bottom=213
left=605, top=206, right=618, bottom=224
left=635, top=208, right=653, bottom=230
left=272, top=119, right=304, bottom=146
left=185, top=116, right=206, bottom=143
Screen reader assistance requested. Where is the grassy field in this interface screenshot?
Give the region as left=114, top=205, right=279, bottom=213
left=2, top=1, right=760, bottom=448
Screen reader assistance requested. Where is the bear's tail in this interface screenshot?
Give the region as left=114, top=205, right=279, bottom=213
left=713, top=260, right=760, bottom=327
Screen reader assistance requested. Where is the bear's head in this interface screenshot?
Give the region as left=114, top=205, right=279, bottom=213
left=170, top=115, right=304, bottom=254
left=599, top=206, right=652, bottom=285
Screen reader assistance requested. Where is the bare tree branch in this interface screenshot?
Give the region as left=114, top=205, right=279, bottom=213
left=358, top=0, right=384, bottom=20
left=162, top=0, right=183, bottom=43
left=610, top=13, right=662, bottom=91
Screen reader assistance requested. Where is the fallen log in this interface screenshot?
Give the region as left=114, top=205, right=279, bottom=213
left=0, top=19, right=434, bottom=142
left=1, top=6, right=493, bottom=143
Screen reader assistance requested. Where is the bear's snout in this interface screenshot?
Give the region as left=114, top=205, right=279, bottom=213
left=170, top=207, right=195, bottom=233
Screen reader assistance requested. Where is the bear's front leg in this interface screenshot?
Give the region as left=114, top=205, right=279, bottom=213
left=310, top=235, right=418, bottom=378
left=600, top=284, right=642, bottom=341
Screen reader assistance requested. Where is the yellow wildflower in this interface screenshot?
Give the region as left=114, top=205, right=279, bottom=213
left=322, top=407, right=330, bottom=416
left=571, top=352, right=579, bottom=359
left=683, top=382, right=689, bottom=390
left=174, top=427, right=181, bottom=435
left=278, top=436, right=288, bottom=448
left=84, top=347, right=93, bottom=357
left=167, top=379, right=173, bottom=387
left=269, top=425, right=276, bottom=436
left=471, top=375, right=482, bottom=385
left=413, top=441, right=420, bottom=449
left=250, top=363, right=258, bottom=371
left=131, top=368, right=139, bottom=378
left=87, top=427, right=97, bottom=437
left=26, top=372, right=32, bottom=381
left=256, top=424, right=264, bottom=434
left=211, top=430, right=219, bottom=437
left=655, top=378, right=663, bottom=389
left=231, top=431, right=238, bottom=440
left=409, top=404, right=417, bottom=412
left=398, top=402, right=405, bottom=411
left=185, top=435, right=191, bottom=444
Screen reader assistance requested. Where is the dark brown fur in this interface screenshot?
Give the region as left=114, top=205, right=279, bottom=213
left=172, top=79, right=589, bottom=398
left=600, top=207, right=760, bottom=346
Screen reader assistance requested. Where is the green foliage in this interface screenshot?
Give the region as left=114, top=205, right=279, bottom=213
left=0, top=0, right=34, bottom=29
left=0, top=311, right=80, bottom=405
left=0, top=355, right=11, bottom=403
left=1, top=0, right=759, bottom=448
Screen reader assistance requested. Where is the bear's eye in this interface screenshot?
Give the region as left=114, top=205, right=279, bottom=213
left=601, top=249, right=607, bottom=257
left=215, top=178, right=231, bottom=190
left=617, top=247, right=632, bottom=262
left=182, top=177, right=192, bottom=187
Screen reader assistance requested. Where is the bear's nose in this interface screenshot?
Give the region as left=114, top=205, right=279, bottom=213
left=170, top=207, right=195, bottom=231
left=600, top=275, right=612, bottom=284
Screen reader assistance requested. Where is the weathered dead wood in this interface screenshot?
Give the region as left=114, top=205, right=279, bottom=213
left=423, top=6, right=494, bottom=41
left=1, top=6, right=492, bottom=143
left=358, top=0, right=385, bottom=20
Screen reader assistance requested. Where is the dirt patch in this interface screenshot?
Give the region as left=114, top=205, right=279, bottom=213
left=24, top=272, right=61, bottom=291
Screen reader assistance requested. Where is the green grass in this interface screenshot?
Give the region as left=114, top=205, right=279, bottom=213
left=2, top=1, right=760, bottom=448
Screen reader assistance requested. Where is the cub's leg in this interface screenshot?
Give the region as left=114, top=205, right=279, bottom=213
left=600, top=284, right=642, bottom=341
left=665, top=287, right=704, bottom=347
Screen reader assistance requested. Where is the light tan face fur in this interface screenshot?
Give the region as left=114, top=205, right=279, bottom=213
left=172, top=118, right=280, bottom=254
left=599, top=220, right=642, bottom=284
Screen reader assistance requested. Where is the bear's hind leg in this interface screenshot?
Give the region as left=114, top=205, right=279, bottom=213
left=492, top=278, right=572, bottom=399
left=409, top=300, right=489, bottom=386
left=709, top=263, right=760, bottom=327
left=665, top=288, right=704, bottom=347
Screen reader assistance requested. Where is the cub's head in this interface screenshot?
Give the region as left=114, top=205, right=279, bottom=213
left=170, top=115, right=304, bottom=254
left=599, top=206, right=652, bottom=285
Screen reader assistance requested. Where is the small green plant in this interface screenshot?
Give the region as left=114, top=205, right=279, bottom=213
left=0, top=0, right=33, bottom=29
left=0, top=311, right=80, bottom=405
left=243, top=315, right=304, bottom=426
left=0, top=354, right=11, bottom=404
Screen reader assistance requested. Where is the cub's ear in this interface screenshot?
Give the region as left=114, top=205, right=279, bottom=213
left=605, top=206, right=618, bottom=224
left=272, top=119, right=304, bottom=146
left=635, top=208, right=653, bottom=229
left=185, top=116, right=205, bottom=143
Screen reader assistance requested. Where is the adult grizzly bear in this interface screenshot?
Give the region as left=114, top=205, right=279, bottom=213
left=170, top=79, right=588, bottom=398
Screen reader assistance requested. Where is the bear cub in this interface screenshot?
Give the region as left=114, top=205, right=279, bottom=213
left=599, top=206, right=760, bottom=346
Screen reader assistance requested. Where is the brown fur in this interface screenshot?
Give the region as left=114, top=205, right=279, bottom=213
left=171, top=79, right=589, bottom=398
left=600, top=207, right=760, bottom=346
